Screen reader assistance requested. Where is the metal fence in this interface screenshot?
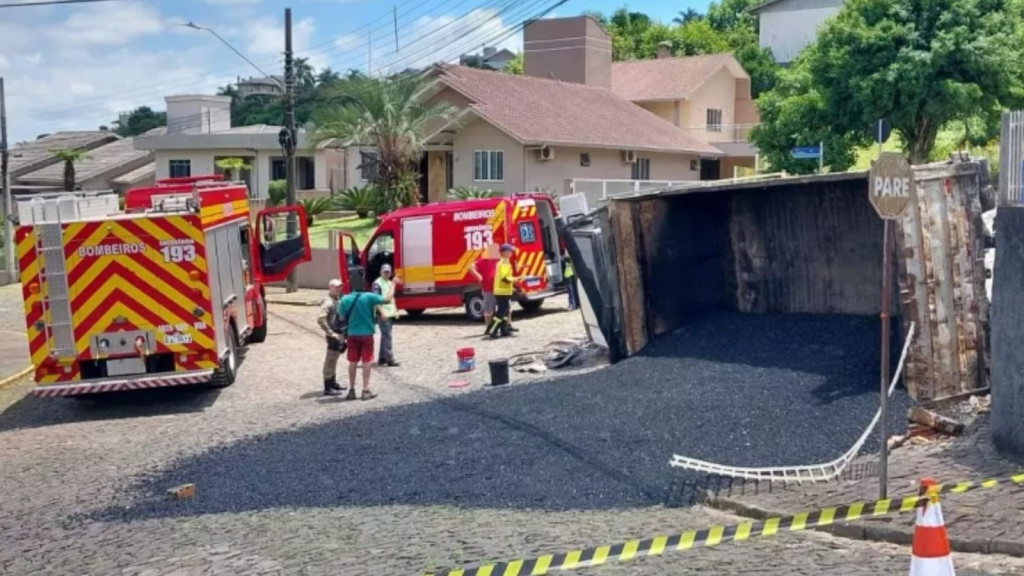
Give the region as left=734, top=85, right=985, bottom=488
left=1000, top=110, right=1024, bottom=206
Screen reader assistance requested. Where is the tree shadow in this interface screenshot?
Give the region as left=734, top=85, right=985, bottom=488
left=93, top=312, right=910, bottom=522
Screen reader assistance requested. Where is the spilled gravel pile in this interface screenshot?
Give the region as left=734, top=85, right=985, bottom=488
left=97, top=312, right=912, bottom=520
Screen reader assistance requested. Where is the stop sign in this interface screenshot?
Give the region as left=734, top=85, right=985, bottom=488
left=869, top=152, right=915, bottom=219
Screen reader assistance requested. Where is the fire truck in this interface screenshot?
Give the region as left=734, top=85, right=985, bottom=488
left=14, top=175, right=311, bottom=398
left=338, top=194, right=567, bottom=320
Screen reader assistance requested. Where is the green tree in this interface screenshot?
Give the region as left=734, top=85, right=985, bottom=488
left=749, top=58, right=866, bottom=174
left=706, top=0, right=759, bottom=32
left=804, top=0, right=1024, bottom=163
left=49, top=148, right=91, bottom=191
left=673, top=8, right=703, bottom=25
left=503, top=53, right=523, bottom=75
left=114, top=106, right=166, bottom=137
left=309, top=75, right=462, bottom=212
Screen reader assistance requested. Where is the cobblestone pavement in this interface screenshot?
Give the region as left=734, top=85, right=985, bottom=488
left=0, top=283, right=30, bottom=381
left=1, top=300, right=1023, bottom=575
left=712, top=415, right=1024, bottom=556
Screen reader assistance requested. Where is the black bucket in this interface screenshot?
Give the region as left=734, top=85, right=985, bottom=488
left=488, top=358, right=510, bottom=386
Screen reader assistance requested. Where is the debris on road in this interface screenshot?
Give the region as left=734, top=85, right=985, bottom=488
left=907, top=406, right=966, bottom=436
left=509, top=337, right=607, bottom=374
left=167, top=484, right=196, bottom=500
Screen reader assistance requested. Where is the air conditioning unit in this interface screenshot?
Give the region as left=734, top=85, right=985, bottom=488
left=536, top=146, right=555, bottom=161
left=622, top=150, right=637, bottom=164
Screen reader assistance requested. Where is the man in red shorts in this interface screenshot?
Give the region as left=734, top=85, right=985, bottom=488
left=337, top=276, right=400, bottom=400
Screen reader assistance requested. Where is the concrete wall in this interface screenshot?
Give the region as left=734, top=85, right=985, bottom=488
left=758, top=5, right=842, bottom=64
left=991, top=206, right=1024, bottom=461
left=523, top=16, right=613, bottom=88
left=682, top=67, right=739, bottom=143
left=451, top=117, right=525, bottom=193
left=153, top=149, right=328, bottom=198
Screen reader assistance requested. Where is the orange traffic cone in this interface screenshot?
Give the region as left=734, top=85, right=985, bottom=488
left=909, top=478, right=955, bottom=576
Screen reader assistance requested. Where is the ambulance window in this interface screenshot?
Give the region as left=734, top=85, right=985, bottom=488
left=518, top=221, right=537, bottom=244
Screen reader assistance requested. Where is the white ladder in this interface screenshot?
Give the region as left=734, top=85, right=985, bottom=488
left=31, top=200, right=76, bottom=358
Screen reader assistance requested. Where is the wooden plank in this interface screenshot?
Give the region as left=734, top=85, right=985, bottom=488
left=902, top=167, right=935, bottom=399
left=609, top=199, right=647, bottom=355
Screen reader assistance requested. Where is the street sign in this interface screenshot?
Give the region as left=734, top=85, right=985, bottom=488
left=874, top=119, right=892, bottom=144
left=869, top=152, right=915, bottom=219
left=791, top=146, right=822, bottom=159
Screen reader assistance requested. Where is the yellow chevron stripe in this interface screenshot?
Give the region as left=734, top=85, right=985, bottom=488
left=113, top=219, right=210, bottom=300
left=161, top=214, right=205, bottom=245
left=73, top=278, right=214, bottom=351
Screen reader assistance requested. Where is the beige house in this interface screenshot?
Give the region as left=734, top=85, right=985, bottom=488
left=401, top=15, right=758, bottom=203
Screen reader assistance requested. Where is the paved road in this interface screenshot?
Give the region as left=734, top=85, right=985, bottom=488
left=0, top=283, right=30, bottom=382
left=1, top=303, right=1022, bottom=576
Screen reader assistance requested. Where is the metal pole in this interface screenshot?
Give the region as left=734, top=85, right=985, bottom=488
left=283, top=7, right=298, bottom=293
left=879, top=218, right=893, bottom=499
left=1, top=77, right=13, bottom=279
left=393, top=6, right=399, bottom=52
left=819, top=141, right=824, bottom=174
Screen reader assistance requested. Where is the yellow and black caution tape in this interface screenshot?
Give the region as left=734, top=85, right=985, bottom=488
left=425, top=473, right=1024, bottom=576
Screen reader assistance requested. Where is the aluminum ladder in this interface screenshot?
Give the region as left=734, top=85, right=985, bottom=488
left=30, top=197, right=76, bottom=358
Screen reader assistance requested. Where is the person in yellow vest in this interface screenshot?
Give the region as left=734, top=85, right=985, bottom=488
left=486, top=243, right=519, bottom=338
left=371, top=264, right=400, bottom=366
left=564, top=256, right=578, bottom=311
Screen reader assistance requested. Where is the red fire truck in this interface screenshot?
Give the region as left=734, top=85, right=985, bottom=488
left=337, top=194, right=567, bottom=320
left=15, top=175, right=311, bottom=398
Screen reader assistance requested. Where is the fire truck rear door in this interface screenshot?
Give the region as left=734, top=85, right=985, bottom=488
left=400, top=216, right=434, bottom=293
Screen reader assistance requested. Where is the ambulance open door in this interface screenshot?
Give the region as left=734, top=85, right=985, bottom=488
left=337, top=232, right=366, bottom=293
left=400, top=216, right=435, bottom=293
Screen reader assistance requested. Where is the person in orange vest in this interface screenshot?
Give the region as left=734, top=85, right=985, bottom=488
left=486, top=243, right=519, bottom=338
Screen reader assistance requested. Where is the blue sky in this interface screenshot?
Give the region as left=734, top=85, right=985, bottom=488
left=0, top=0, right=709, bottom=143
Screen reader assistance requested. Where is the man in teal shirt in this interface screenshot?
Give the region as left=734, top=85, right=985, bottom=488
left=338, top=276, right=399, bottom=400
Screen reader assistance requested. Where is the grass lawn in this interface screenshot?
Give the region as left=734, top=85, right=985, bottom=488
left=309, top=216, right=378, bottom=249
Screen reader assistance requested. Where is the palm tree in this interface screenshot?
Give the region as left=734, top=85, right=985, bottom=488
left=215, top=157, right=251, bottom=181
left=673, top=8, right=703, bottom=25
left=316, top=68, right=341, bottom=88
left=308, top=74, right=462, bottom=211
left=49, top=148, right=91, bottom=191
left=294, top=57, right=316, bottom=91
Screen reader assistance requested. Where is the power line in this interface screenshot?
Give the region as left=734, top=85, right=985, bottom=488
left=0, top=0, right=119, bottom=7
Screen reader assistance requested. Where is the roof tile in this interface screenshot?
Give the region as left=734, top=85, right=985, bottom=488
left=436, top=64, right=720, bottom=155
left=610, top=53, right=746, bottom=102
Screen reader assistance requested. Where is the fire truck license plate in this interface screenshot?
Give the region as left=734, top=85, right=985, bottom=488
left=164, top=333, right=193, bottom=345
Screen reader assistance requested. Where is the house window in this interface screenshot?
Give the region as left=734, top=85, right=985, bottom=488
left=707, top=108, right=723, bottom=132
left=168, top=159, right=191, bottom=178
left=473, top=150, right=504, bottom=182
left=359, top=151, right=379, bottom=182
left=580, top=153, right=591, bottom=167
left=270, top=158, right=287, bottom=181
left=631, top=158, right=651, bottom=180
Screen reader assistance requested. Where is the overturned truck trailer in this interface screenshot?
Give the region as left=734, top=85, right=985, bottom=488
left=563, top=158, right=990, bottom=401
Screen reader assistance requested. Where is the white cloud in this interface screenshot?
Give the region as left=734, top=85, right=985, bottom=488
left=205, top=0, right=263, bottom=4
left=47, top=1, right=164, bottom=47
left=0, top=55, right=9, bottom=70
left=242, top=15, right=321, bottom=69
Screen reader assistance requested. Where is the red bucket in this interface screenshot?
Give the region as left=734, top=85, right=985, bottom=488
left=456, top=347, right=476, bottom=372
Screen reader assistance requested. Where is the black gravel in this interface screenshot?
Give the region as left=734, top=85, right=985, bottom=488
left=95, top=312, right=912, bottom=521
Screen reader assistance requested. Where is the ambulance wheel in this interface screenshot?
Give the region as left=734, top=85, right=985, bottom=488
left=210, top=325, right=239, bottom=388
left=519, top=299, right=544, bottom=313
left=405, top=309, right=425, bottom=318
left=248, top=296, right=268, bottom=343
left=464, top=293, right=486, bottom=322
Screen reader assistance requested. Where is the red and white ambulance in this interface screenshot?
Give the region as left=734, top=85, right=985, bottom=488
left=337, top=194, right=567, bottom=320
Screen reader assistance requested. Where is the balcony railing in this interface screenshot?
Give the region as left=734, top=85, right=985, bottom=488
left=681, top=123, right=760, bottom=143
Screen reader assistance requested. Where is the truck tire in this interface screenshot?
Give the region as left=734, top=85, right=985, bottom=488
left=519, top=299, right=544, bottom=313
left=210, top=324, right=239, bottom=388
left=248, top=296, right=268, bottom=343
left=404, top=309, right=425, bottom=318
left=464, top=292, right=486, bottom=322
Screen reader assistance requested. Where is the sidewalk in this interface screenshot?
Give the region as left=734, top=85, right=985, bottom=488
left=708, top=414, right=1024, bottom=556
left=264, top=286, right=323, bottom=307
left=0, top=283, right=31, bottom=385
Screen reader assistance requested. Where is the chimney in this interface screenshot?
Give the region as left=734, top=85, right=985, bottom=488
left=164, top=95, right=233, bottom=135
left=657, top=41, right=671, bottom=59
left=523, top=16, right=612, bottom=88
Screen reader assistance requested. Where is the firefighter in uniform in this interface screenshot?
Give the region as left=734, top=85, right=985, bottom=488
left=318, top=279, right=347, bottom=396
left=486, top=244, right=520, bottom=338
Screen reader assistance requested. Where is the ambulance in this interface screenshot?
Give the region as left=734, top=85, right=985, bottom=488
left=337, top=194, right=566, bottom=320
left=14, top=176, right=311, bottom=397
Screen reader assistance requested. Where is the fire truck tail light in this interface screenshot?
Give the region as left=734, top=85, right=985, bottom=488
left=29, top=283, right=40, bottom=294
left=99, top=339, right=110, bottom=350
left=189, top=271, right=201, bottom=281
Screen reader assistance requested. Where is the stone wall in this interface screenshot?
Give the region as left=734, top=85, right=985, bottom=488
left=991, top=206, right=1024, bottom=462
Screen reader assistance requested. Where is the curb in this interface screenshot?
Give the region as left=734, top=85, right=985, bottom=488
left=265, top=298, right=319, bottom=307
left=706, top=494, right=1024, bottom=558
left=0, top=365, right=33, bottom=391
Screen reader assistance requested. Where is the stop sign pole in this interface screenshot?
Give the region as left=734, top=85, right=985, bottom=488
left=868, top=152, right=915, bottom=500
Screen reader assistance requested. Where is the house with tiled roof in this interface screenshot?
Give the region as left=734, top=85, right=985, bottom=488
left=411, top=15, right=758, bottom=202
left=10, top=130, right=160, bottom=195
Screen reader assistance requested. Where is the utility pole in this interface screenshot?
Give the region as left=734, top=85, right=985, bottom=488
left=283, top=7, right=298, bottom=293
left=1, top=77, right=13, bottom=279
